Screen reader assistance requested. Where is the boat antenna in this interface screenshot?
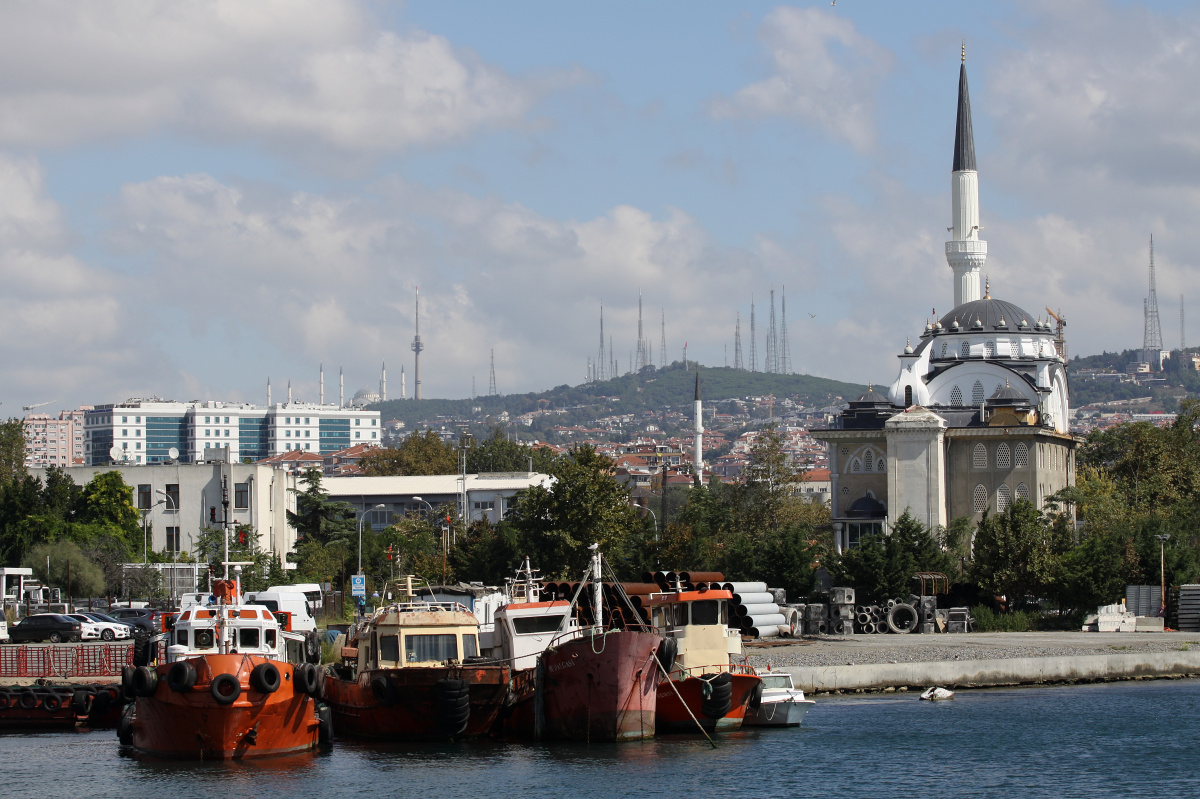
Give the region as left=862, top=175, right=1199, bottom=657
left=589, top=543, right=603, bottom=633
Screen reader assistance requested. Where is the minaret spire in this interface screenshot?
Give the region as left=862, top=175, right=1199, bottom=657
left=693, top=371, right=704, bottom=486
left=410, top=286, right=424, bottom=400
left=946, top=50, right=986, bottom=307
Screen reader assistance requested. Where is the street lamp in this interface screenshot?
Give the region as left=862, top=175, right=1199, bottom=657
left=1156, top=534, right=1171, bottom=616
left=643, top=506, right=659, bottom=542
left=157, top=489, right=178, bottom=609
left=358, top=503, right=388, bottom=575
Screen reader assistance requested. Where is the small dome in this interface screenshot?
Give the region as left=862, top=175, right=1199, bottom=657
left=988, top=380, right=1030, bottom=406
left=854, top=383, right=890, bottom=404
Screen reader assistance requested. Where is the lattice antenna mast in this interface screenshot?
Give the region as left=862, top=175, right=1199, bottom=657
left=749, top=296, right=758, bottom=372
left=734, top=312, right=743, bottom=370
left=488, top=349, right=498, bottom=396
left=1143, top=235, right=1164, bottom=367
left=765, top=288, right=778, bottom=373
left=780, top=285, right=792, bottom=374
left=636, top=291, right=647, bottom=371
left=660, top=310, right=667, bottom=368
left=598, top=302, right=606, bottom=382
left=410, top=286, right=424, bottom=400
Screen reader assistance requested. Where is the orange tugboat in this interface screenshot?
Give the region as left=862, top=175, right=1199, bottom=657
left=323, top=592, right=510, bottom=741
left=118, top=579, right=328, bottom=759
left=645, top=586, right=761, bottom=734
left=497, top=548, right=664, bottom=742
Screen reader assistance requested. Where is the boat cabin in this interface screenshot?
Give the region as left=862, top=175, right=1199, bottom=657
left=351, top=602, right=482, bottom=673
left=170, top=604, right=300, bottom=663
left=645, top=589, right=742, bottom=672
left=492, top=600, right=580, bottom=671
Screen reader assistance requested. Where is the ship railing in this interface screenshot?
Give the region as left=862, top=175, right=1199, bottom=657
left=387, top=601, right=473, bottom=615
left=664, top=662, right=758, bottom=682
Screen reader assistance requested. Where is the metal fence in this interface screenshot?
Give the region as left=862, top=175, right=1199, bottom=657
left=0, top=643, right=133, bottom=678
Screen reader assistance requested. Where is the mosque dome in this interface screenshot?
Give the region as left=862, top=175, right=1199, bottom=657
left=936, top=296, right=1036, bottom=335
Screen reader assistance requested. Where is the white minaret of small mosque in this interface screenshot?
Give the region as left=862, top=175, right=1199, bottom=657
left=339, top=367, right=344, bottom=408
left=287, top=379, right=292, bottom=404
left=401, top=364, right=406, bottom=400
left=381, top=361, right=387, bottom=402
left=267, top=377, right=272, bottom=407
left=693, top=372, right=704, bottom=485
left=320, top=363, right=324, bottom=405
left=945, top=43, right=987, bottom=308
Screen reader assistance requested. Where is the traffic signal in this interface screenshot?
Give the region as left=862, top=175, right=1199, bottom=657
left=386, top=544, right=393, bottom=562
left=209, top=507, right=216, bottom=523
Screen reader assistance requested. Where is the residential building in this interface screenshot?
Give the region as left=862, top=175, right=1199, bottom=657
left=23, top=408, right=91, bottom=468
left=322, top=472, right=553, bottom=528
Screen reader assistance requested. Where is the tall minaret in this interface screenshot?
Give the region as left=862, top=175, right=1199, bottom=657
left=267, top=377, right=272, bottom=407
left=319, top=363, right=324, bottom=405
left=693, top=372, right=704, bottom=486
left=401, top=365, right=406, bottom=400
left=381, top=361, right=387, bottom=402
left=945, top=43, right=986, bottom=308
left=411, top=286, right=424, bottom=400
left=287, top=379, right=292, bottom=404
left=339, top=366, right=344, bottom=408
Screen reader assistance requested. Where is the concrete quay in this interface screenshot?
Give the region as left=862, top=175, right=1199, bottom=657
left=743, top=631, right=1200, bottom=694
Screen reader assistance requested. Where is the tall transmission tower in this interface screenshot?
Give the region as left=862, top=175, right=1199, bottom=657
left=1143, top=235, right=1164, bottom=368
left=749, top=296, right=758, bottom=372
left=610, top=335, right=616, bottom=380
left=733, top=312, right=743, bottom=370
left=410, top=286, right=424, bottom=400
left=597, top=303, right=606, bottom=382
left=765, top=288, right=778, bottom=373
left=636, top=291, right=647, bottom=371
left=780, top=285, right=792, bottom=374
left=488, top=349, right=498, bottom=395
left=660, top=310, right=667, bottom=368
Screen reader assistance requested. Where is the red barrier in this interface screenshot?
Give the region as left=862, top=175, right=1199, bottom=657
left=0, top=643, right=133, bottom=678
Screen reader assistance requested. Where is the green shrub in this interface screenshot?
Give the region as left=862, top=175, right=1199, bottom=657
left=971, top=604, right=1037, bottom=632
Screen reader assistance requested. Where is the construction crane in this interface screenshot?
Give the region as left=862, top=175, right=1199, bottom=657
left=1044, top=308, right=1067, bottom=362
left=21, top=400, right=55, bottom=412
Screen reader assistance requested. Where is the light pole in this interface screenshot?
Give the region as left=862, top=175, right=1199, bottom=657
left=1156, top=533, right=1171, bottom=616
left=643, top=506, right=658, bottom=542
left=157, top=489, right=178, bottom=609
left=358, top=503, right=387, bottom=575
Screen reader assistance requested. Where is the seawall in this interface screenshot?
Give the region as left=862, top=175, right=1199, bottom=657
left=785, top=650, right=1200, bottom=693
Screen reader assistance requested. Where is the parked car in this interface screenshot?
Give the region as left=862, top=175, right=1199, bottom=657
left=8, top=614, right=83, bottom=643
left=62, top=614, right=104, bottom=640
left=68, top=613, right=131, bottom=641
left=107, top=607, right=175, bottom=637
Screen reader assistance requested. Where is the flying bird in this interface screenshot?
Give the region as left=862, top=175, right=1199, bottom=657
left=808, top=313, right=817, bottom=319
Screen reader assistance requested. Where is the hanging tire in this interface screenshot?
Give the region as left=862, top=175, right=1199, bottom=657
left=655, top=637, right=678, bottom=673
left=167, top=661, right=197, bottom=693
left=42, top=692, right=62, bottom=712
left=305, top=630, right=321, bottom=664
left=317, top=702, right=333, bottom=745
left=886, top=603, right=919, bottom=634
left=90, top=688, right=113, bottom=716
left=700, top=672, right=733, bottom=719
left=250, top=663, right=281, bottom=694
left=117, top=705, right=134, bottom=746
left=434, top=679, right=470, bottom=737
left=19, top=690, right=38, bottom=710
left=0, top=688, right=11, bottom=710
left=121, top=665, right=137, bottom=699
left=370, top=676, right=397, bottom=707
left=132, top=636, right=152, bottom=668
left=71, top=689, right=92, bottom=716
left=747, top=679, right=764, bottom=710
left=210, top=674, right=241, bottom=705
left=297, top=663, right=321, bottom=697
left=132, top=666, right=158, bottom=697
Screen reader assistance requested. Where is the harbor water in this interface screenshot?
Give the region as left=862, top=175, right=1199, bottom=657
left=4, top=679, right=1199, bottom=798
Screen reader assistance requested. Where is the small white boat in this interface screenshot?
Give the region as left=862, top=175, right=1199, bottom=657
left=744, top=669, right=815, bottom=727
left=920, top=686, right=955, bottom=701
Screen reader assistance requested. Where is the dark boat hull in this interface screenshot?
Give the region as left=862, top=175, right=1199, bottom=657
left=324, top=664, right=510, bottom=741
left=654, top=668, right=760, bottom=734
left=506, top=630, right=661, bottom=742
left=127, top=655, right=321, bottom=760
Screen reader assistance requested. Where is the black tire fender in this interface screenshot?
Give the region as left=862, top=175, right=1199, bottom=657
left=19, top=690, right=38, bottom=710
left=0, top=688, right=11, bottom=710
left=121, top=665, right=137, bottom=699
left=655, top=637, right=679, bottom=674
left=250, top=662, right=281, bottom=694
left=167, top=661, right=197, bottom=693
left=72, top=689, right=92, bottom=716
left=370, top=675, right=396, bottom=707
left=210, top=673, right=241, bottom=705
left=117, top=704, right=134, bottom=746
left=42, top=692, right=62, bottom=712
left=132, top=666, right=157, bottom=697
left=748, top=679, right=764, bottom=710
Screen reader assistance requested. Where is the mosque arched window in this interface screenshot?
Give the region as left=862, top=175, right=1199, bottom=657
left=951, top=386, right=963, bottom=407
left=864, top=451, right=873, bottom=471
left=905, top=386, right=913, bottom=406
left=973, top=443, right=986, bottom=469
left=1016, top=482, right=1030, bottom=502
left=960, top=341, right=970, bottom=358
left=973, top=484, right=988, bottom=513
left=877, top=457, right=886, bottom=472
left=1010, top=341, right=1019, bottom=358
left=972, top=380, right=985, bottom=405
left=851, top=458, right=862, bottom=473
left=940, top=342, right=948, bottom=358
left=1014, top=442, right=1028, bottom=468
left=996, top=443, right=1011, bottom=469
left=984, top=341, right=996, bottom=358
left=997, top=484, right=1012, bottom=512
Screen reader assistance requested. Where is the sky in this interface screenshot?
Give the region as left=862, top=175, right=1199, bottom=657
left=3, top=0, right=1200, bottom=413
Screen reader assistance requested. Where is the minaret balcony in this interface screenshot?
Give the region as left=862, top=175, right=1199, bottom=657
left=945, top=240, right=987, bottom=255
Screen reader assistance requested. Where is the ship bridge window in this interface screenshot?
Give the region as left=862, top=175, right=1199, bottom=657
left=463, top=634, right=478, bottom=659
left=176, top=630, right=188, bottom=647
left=194, top=629, right=215, bottom=649
left=672, top=603, right=688, bottom=627
left=405, top=633, right=458, bottom=663
left=514, top=615, right=566, bottom=635
left=265, top=629, right=277, bottom=649
left=238, top=628, right=260, bottom=649
left=379, top=634, right=400, bottom=664
left=690, top=600, right=721, bottom=626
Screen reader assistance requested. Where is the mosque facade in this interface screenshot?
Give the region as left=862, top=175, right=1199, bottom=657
left=813, top=59, right=1077, bottom=552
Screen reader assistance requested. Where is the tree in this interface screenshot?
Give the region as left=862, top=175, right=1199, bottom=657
left=970, top=501, right=1056, bottom=610
left=287, top=467, right=357, bottom=545
left=827, top=511, right=953, bottom=603
left=80, top=471, right=140, bottom=540
left=361, top=430, right=458, bottom=476
left=0, top=418, right=24, bottom=489
left=24, top=540, right=105, bottom=598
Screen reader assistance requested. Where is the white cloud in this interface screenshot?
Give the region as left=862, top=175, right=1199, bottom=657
left=0, top=1, right=554, bottom=154
left=709, top=6, right=892, bottom=151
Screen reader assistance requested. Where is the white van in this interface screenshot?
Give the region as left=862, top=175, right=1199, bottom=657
left=266, top=584, right=323, bottom=613
left=244, top=590, right=316, bottom=632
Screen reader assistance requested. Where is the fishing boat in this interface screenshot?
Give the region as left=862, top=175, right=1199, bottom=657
left=497, top=548, right=665, bottom=742
left=645, top=586, right=762, bottom=734
left=322, top=593, right=510, bottom=741
left=117, top=578, right=328, bottom=759
left=743, top=667, right=814, bottom=727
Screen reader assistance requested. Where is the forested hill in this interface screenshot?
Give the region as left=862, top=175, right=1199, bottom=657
left=1068, top=348, right=1198, bottom=410
left=370, top=362, right=867, bottom=428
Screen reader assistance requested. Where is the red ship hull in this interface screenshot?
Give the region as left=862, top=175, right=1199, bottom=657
left=654, top=667, right=760, bottom=734
left=324, top=664, right=510, bottom=741
left=126, top=655, right=321, bottom=760
left=505, top=630, right=661, bottom=742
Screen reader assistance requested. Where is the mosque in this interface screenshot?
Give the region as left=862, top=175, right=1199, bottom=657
left=814, top=57, right=1077, bottom=552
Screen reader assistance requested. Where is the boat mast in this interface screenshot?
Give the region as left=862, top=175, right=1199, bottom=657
left=222, top=476, right=230, bottom=581
left=589, top=544, right=602, bottom=632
